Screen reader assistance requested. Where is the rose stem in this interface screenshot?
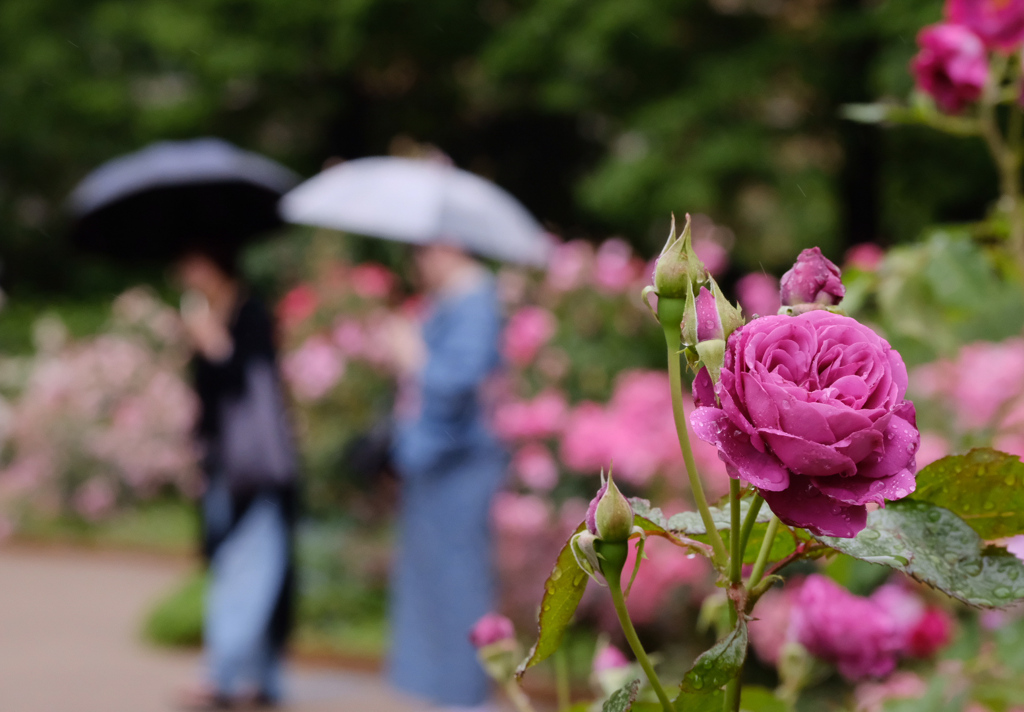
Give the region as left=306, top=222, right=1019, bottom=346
left=504, top=679, right=539, bottom=712
left=662, top=321, right=728, bottom=566
left=553, top=647, right=570, bottom=711
left=747, top=515, right=781, bottom=589
left=737, top=493, right=764, bottom=560
left=723, top=479, right=744, bottom=712
left=604, top=559, right=674, bottom=712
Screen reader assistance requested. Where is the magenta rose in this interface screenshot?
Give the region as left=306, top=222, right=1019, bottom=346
left=469, top=612, right=516, bottom=649
left=780, top=247, right=845, bottom=308
left=690, top=310, right=919, bottom=537
left=911, top=23, right=989, bottom=114
left=946, top=0, right=1024, bottom=51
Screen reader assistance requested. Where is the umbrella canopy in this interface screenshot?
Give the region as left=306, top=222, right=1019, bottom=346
left=69, top=138, right=300, bottom=262
left=279, top=156, right=551, bottom=266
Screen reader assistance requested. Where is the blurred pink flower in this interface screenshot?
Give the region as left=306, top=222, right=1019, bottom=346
left=493, top=390, right=568, bottom=441
left=915, top=432, right=950, bottom=468
left=332, top=318, right=369, bottom=358
left=282, top=336, right=345, bottom=401
left=593, top=239, right=642, bottom=293
left=350, top=262, right=397, bottom=299
left=491, top=492, right=552, bottom=537
left=912, top=23, right=989, bottom=114
left=947, top=0, right=1024, bottom=51
left=74, top=478, right=117, bottom=521
left=906, top=607, right=954, bottom=658
left=620, top=536, right=709, bottom=625
left=791, top=575, right=904, bottom=681
left=854, top=671, right=927, bottom=712
left=546, top=240, right=594, bottom=292
left=693, top=239, right=729, bottom=277
left=511, top=443, right=560, bottom=491
left=735, top=273, right=781, bottom=318
left=277, top=284, right=319, bottom=330
left=469, top=612, right=516, bottom=648
left=845, top=243, right=886, bottom=272
left=503, top=306, right=558, bottom=367
left=593, top=644, right=630, bottom=672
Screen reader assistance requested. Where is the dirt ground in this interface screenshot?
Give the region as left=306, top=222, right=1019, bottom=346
left=0, top=545, right=458, bottom=712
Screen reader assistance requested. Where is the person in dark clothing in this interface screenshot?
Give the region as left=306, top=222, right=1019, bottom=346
left=175, top=250, right=298, bottom=711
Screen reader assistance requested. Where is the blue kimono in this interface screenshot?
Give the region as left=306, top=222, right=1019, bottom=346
left=389, top=275, right=508, bottom=707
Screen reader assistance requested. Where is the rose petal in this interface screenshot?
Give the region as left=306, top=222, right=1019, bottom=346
left=760, top=430, right=856, bottom=477
left=690, top=407, right=789, bottom=491
left=856, top=415, right=919, bottom=481
left=811, top=466, right=917, bottom=506
left=741, top=372, right=780, bottom=430
left=760, top=479, right=867, bottom=537
left=833, top=429, right=884, bottom=463
left=693, top=367, right=716, bottom=408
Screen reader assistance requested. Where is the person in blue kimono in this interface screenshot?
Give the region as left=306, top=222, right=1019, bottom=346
left=386, top=242, right=508, bottom=710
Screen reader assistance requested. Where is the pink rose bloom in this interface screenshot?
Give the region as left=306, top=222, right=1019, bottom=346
left=871, top=582, right=952, bottom=658
left=748, top=584, right=796, bottom=666
left=491, top=492, right=551, bottom=537
left=593, top=239, right=641, bottom=293
left=511, top=442, right=560, bottom=491
left=854, top=671, right=927, bottom=712
left=691, top=310, right=919, bottom=537
left=791, top=575, right=905, bottom=681
left=694, top=239, right=730, bottom=277
left=350, top=262, right=396, bottom=299
left=621, top=536, right=709, bottom=624
left=593, top=644, right=630, bottom=672
left=546, top=240, right=594, bottom=292
left=282, top=336, right=345, bottom=401
left=503, top=306, right=558, bottom=367
left=912, top=23, right=989, bottom=114
left=469, top=612, right=515, bottom=648
left=946, top=0, right=1024, bottom=51
left=736, top=273, right=781, bottom=318
left=780, top=247, right=845, bottom=308
left=492, top=390, right=568, bottom=441
left=845, top=243, right=886, bottom=272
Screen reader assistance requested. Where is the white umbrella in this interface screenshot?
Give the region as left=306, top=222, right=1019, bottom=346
left=279, top=156, right=551, bottom=266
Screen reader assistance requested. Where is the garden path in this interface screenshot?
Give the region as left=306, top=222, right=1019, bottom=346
left=0, top=545, right=484, bottom=712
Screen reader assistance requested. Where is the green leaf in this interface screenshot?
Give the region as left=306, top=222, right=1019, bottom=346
left=739, top=686, right=786, bottom=712
left=632, top=498, right=797, bottom=564
left=668, top=690, right=724, bottom=712
left=602, top=678, right=641, bottom=712
left=678, top=619, right=748, bottom=694
left=912, top=448, right=1024, bottom=539
left=516, top=523, right=588, bottom=677
left=814, top=500, right=1024, bottom=608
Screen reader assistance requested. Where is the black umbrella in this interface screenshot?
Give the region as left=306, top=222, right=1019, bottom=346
left=69, top=138, right=300, bottom=262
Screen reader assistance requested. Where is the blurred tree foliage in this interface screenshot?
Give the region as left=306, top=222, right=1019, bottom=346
left=0, top=0, right=1000, bottom=294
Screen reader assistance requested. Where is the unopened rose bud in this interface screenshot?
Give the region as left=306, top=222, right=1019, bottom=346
left=653, top=214, right=705, bottom=299
left=593, top=643, right=630, bottom=672
left=587, top=472, right=634, bottom=543
left=779, top=247, right=844, bottom=308
left=469, top=612, right=516, bottom=649
left=685, top=279, right=744, bottom=382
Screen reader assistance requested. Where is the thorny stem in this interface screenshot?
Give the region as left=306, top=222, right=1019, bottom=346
left=748, top=516, right=782, bottom=589
left=663, top=323, right=728, bottom=566
left=737, top=494, right=764, bottom=560
left=724, top=479, right=744, bottom=712
left=605, top=560, right=674, bottom=712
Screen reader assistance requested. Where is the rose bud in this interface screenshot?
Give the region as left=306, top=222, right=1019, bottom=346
left=779, top=247, right=845, bottom=310
left=587, top=472, right=635, bottom=544
left=684, top=279, right=744, bottom=383
left=653, top=213, right=705, bottom=299
left=911, top=23, right=988, bottom=115
left=906, top=607, right=954, bottom=658
left=469, top=612, right=516, bottom=649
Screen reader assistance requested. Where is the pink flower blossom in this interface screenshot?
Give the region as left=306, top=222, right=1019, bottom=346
left=854, top=671, right=927, bottom=712
left=780, top=247, right=845, bottom=308
left=845, top=243, right=886, bottom=272
left=511, top=443, right=560, bottom=491
left=277, top=284, right=319, bottom=330
left=693, top=239, right=729, bottom=277
left=906, top=607, right=954, bottom=658
left=691, top=310, right=919, bottom=538
left=620, top=536, right=709, bottom=625
left=502, top=306, right=558, bottom=367
left=946, top=0, right=1024, bottom=51
left=331, top=318, right=369, bottom=358
left=749, top=584, right=797, bottom=666
left=791, top=575, right=905, bottom=681
left=593, top=239, right=642, bottom=293
left=546, top=240, right=594, bottom=292
left=74, top=478, right=117, bottom=521
left=735, top=273, right=781, bottom=318
left=492, top=390, right=568, bottom=441
left=469, top=612, right=515, bottom=648
left=282, top=336, right=345, bottom=401
left=593, top=644, right=630, bottom=672
left=491, top=492, right=551, bottom=537
left=350, top=262, right=397, bottom=299
left=912, top=23, right=989, bottom=114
